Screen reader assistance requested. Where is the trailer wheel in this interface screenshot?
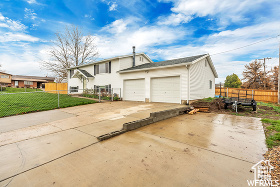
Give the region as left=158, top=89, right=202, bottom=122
left=224, top=103, right=228, bottom=109
left=253, top=105, right=256, bottom=111
left=252, top=101, right=257, bottom=111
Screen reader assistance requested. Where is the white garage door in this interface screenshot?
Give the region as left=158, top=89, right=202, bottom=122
left=151, top=76, right=180, bottom=103
left=123, top=79, right=145, bottom=101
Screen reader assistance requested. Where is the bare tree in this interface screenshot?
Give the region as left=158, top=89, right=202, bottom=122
left=41, top=25, right=98, bottom=82
left=242, top=60, right=273, bottom=89
left=270, top=66, right=279, bottom=90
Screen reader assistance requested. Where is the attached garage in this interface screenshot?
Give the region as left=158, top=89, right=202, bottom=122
left=123, top=79, right=145, bottom=101
left=150, top=76, right=181, bottom=103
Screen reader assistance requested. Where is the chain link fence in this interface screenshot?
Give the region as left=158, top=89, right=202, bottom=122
left=80, top=88, right=121, bottom=102
left=0, top=88, right=122, bottom=118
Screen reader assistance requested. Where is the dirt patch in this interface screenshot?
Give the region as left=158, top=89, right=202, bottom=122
left=191, top=98, right=280, bottom=120
left=264, top=146, right=280, bottom=181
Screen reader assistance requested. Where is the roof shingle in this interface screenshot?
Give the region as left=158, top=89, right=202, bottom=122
left=78, top=69, right=93, bottom=77
left=119, top=54, right=207, bottom=72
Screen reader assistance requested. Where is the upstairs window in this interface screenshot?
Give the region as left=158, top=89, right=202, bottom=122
left=209, top=80, right=212, bottom=89
left=99, top=63, right=108, bottom=73
left=205, top=60, right=207, bottom=67
left=94, top=62, right=111, bottom=75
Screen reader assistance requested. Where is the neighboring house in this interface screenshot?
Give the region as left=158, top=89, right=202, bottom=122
left=68, top=48, right=218, bottom=104
left=11, top=75, right=55, bottom=88
left=0, top=72, right=12, bottom=86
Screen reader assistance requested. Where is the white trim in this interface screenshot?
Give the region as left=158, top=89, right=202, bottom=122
left=180, top=74, right=182, bottom=104
left=68, top=53, right=153, bottom=69
left=190, top=54, right=208, bottom=65
left=206, top=55, right=218, bottom=78
left=187, top=65, right=190, bottom=104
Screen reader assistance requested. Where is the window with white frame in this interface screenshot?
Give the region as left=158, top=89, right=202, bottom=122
left=94, top=62, right=111, bottom=75
left=24, top=81, right=33, bottom=85
left=99, top=63, right=109, bottom=74
left=205, top=60, right=207, bottom=67
left=209, top=80, right=212, bottom=89
left=1, top=75, right=9, bottom=78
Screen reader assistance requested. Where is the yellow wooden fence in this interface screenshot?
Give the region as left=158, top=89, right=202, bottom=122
left=215, top=87, right=278, bottom=103
left=45, top=83, right=68, bottom=94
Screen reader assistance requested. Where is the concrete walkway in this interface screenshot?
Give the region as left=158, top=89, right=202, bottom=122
left=0, top=102, right=267, bottom=186
left=0, top=101, right=182, bottom=146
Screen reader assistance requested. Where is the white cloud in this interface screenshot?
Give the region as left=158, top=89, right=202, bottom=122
left=84, top=14, right=95, bottom=20
left=158, top=0, right=280, bottom=26
left=95, top=19, right=188, bottom=58
left=0, top=32, right=39, bottom=42
left=158, top=13, right=192, bottom=26
left=24, top=8, right=37, bottom=20
left=0, top=43, right=51, bottom=76
left=147, top=21, right=280, bottom=82
left=0, top=12, right=39, bottom=42
left=31, top=24, right=39, bottom=30
left=108, top=2, right=118, bottom=11
left=102, top=19, right=128, bottom=34
left=0, top=13, right=27, bottom=31
left=26, top=0, right=38, bottom=4
left=0, top=13, right=4, bottom=21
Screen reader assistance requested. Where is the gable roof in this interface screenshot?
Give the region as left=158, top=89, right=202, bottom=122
left=119, top=54, right=218, bottom=78
left=72, top=69, right=94, bottom=79
left=119, top=54, right=206, bottom=73
left=77, top=69, right=94, bottom=78
left=68, top=53, right=153, bottom=70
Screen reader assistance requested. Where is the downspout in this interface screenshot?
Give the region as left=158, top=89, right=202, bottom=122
left=186, top=65, right=191, bottom=105
left=132, top=46, right=135, bottom=67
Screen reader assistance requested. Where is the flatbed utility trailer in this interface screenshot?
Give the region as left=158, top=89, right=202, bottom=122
left=223, top=97, right=257, bottom=111
left=222, top=89, right=257, bottom=112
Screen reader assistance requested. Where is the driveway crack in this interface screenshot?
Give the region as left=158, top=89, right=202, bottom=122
left=138, top=130, right=255, bottom=164
left=73, top=128, right=97, bottom=137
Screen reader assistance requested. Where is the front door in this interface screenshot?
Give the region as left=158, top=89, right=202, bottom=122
left=83, top=78, right=87, bottom=90
left=15, top=81, right=18, bottom=87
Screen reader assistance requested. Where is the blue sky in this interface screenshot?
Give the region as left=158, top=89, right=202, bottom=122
left=0, top=0, right=279, bottom=82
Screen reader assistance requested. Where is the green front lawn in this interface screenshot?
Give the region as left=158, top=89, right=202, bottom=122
left=0, top=87, right=42, bottom=93
left=0, top=92, right=96, bottom=117
left=261, top=118, right=280, bottom=148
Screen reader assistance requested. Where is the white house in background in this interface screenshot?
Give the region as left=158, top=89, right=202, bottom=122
left=67, top=47, right=218, bottom=104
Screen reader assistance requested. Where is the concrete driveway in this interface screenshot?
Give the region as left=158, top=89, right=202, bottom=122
left=0, top=101, right=267, bottom=186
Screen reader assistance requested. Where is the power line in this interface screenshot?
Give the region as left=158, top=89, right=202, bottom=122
left=210, top=35, right=280, bottom=56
